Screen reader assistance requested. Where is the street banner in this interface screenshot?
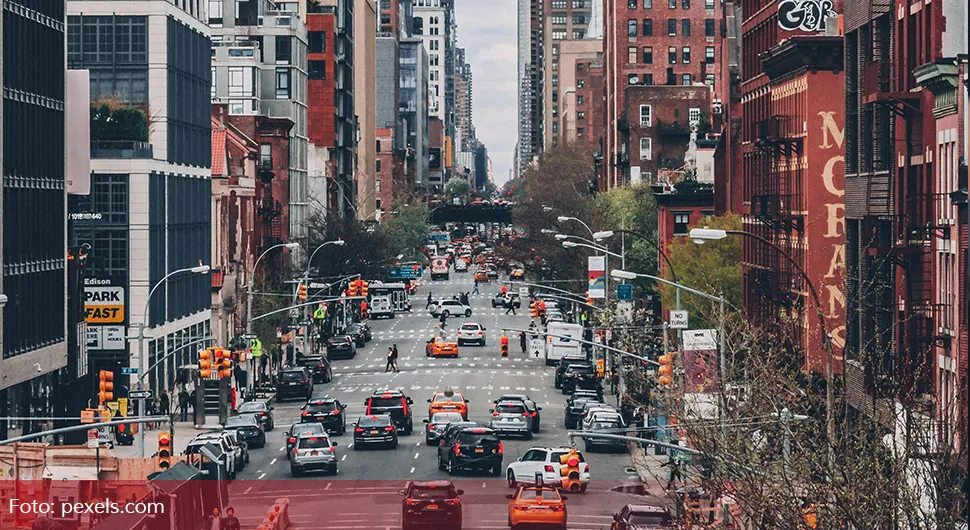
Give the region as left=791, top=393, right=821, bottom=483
left=588, top=256, right=606, bottom=299
left=682, top=329, right=718, bottom=393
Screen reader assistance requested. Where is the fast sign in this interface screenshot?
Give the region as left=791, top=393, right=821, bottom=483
left=85, top=286, right=125, bottom=323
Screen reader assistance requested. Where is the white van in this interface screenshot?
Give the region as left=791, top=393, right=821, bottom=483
left=430, top=256, right=450, bottom=280
left=544, top=322, right=584, bottom=366
left=369, top=295, right=395, bottom=319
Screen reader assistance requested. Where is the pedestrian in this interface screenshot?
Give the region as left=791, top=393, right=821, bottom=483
left=505, top=300, right=517, bottom=315
left=205, top=508, right=222, bottom=530
left=178, top=388, right=190, bottom=422
left=221, top=508, right=240, bottom=530
left=472, top=281, right=479, bottom=294
left=426, top=292, right=434, bottom=309
left=159, top=391, right=170, bottom=417
left=189, top=389, right=197, bottom=417
left=392, top=344, right=400, bottom=372
left=148, top=399, right=160, bottom=430
left=385, top=347, right=395, bottom=372
left=519, top=332, right=527, bottom=353
left=439, top=312, right=448, bottom=328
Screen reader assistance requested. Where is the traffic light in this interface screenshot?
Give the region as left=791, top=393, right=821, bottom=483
left=214, top=348, right=226, bottom=378
left=529, top=301, right=539, bottom=318
left=658, top=353, right=674, bottom=387
left=98, top=370, right=114, bottom=405
left=586, top=292, right=593, bottom=306
left=360, top=281, right=369, bottom=298
left=500, top=335, right=509, bottom=357
left=219, top=348, right=232, bottom=379
left=298, top=283, right=308, bottom=301
left=199, top=348, right=213, bottom=379
left=348, top=280, right=360, bottom=297
left=156, top=432, right=173, bottom=471
left=559, top=449, right=582, bottom=492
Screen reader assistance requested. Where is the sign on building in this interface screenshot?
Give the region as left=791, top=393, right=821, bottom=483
left=84, top=277, right=127, bottom=351
left=777, top=0, right=836, bottom=32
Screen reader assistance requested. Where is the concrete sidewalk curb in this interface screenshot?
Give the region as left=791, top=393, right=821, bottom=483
left=628, top=441, right=671, bottom=492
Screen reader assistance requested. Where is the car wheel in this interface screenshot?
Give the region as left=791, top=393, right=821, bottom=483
left=290, top=467, right=300, bottom=477
left=464, top=309, right=471, bottom=317
left=457, top=340, right=463, bottom=346
left=554, top=380, right=562, bottom=389
left=507, top=470, right=517, bottom=488
left=391, top=439, right=399, bottom=449
left=405, top=420, right=413, bottom=435
left=438, top=455, right=446, bottom=471
left=442, top=310, right=450, bottom=318
left=579, top=484, right=587, bottom=493
left=524, top=431, right=533, bottom=440
left=533, top=419, right=540, bottom=433
left=491, top=301, right=496, bottom=308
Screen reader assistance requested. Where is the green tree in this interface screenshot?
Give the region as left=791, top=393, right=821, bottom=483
left=592, top=184, right=660, bottom=278
left=660, top=213, right=742, bottom=328
left=444, top=177, right=471, bottom=199
left=382, top=202, right=430, bottom=262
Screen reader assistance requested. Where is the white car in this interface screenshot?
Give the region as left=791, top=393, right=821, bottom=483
left=505, top=446, right=591, bottom=492
left=454, top=260, right=468, bottom=272
left=185, top=431, right=244, bottom=479
left=581, top=411, right=625, bottom=431
left=457, top=323, right=486, bottom=346
left=430, top=299, right=472, bottom=318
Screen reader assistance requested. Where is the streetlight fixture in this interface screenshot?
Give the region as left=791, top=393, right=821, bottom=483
left=133, top=264, right=210, bottom=457
left=688, top=226, right=836, bottom=475
left=562, top=240, right=622, bottom=258
left=540, top=229, right=559, bottom=235
left=556, top=216, right=594, bottom=238
left=245, top=242, right=301, bottom=337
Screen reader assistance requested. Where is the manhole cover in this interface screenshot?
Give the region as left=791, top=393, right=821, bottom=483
left=610, top=484, right=653, bottom=496
left=624, top=467, right=638, bottom=474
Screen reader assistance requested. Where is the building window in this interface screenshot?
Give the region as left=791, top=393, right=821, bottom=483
left=642, top=18, right=653, bottom=36
left=668, top=0, right=676, bottom=8
left=705, top=18, right=715, bottom=36
left=644, top=73, right=654, bottom=84
left=211, top=67, right=216, bottom=98
left=552, top=30, right=567, bottom=40
left=628, top=19, right=637, bottom=37
left=673, top=213, right=690, bottom=235
left=682, top=46, right=691, bottom=63
left=705, top=73, right=715, bottom=85
left=640, top=137, right=653, bottom=160
left=577, top=95, right=584, bottom=104
left=572, top=29, right=585, bottom=39
left=705, top=0, right=714, bottom=8
left=668, top=46, right=677, bottom=64
left=682, top=19, right=691, bottom=36
left=706, top=46, right=715, bottom=62
left=689, top=107, right=701, bottom=124
left=260, top=144, right=272, bottom=168
left=643, top=46, right=653, bottom=63
left=639, top=104, right=652, bottom=126
left=682, top=73, right=692, bottom=85
left=577, top=127, right=585, bottom=137
left=376, top=160, right=382, bottom=173
left=275, top=36, right=291, bottom=64
left=376, top=180, right=382, bottom=193
left=552, top=0, right=566, bottom=7
left=643, top=0, right=653, bottom=7
left=308, top=31, right=326, bottom=53
left=552, top=14, right=567, bottom=25
left=577, top=111, right=586, bottom=120
left=628, top=0, right=637, bottom=7
left=275, top=68, right=290, bottom=98
left=628, top=46, right=638, bottom=64
left=573, top=13, right=586, bottom=25
left=628, top=74, right=639, bottom=85
left=577, top=79, right=585, bottom=88
left=667, top=19, right=676, bottom=35
left=682, top=0, right=690, bottom=7
left=309, top=60, right=326, bottom=80
left=228, top=66, right=255, bottom=96
left=208, top=0, right=223, bottom=24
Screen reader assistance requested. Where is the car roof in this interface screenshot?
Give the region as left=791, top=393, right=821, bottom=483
left=498, top=394, right=529, bottom=400
left=410, top=480, right=455, bottom=488
left=308, top=397, right=337, bottom=404
left=290, top=422, right=325, bottom=430
left=361, top=414, right=393, bottom=421
left=496, top=400, right=525, bottom=407
left=371, top=389, right=406, bottom=397
left=282, top=366, right=306, bottom=372
left=627, top=504, right=671, bottom=514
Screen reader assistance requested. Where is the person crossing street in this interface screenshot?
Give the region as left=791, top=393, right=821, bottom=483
left=426, top=292, right=434, bottom=309
left=472, top=281, right=479, bottom=294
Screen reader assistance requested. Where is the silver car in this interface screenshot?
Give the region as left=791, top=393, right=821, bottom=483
left=290, top=432, right=338, bottom=476
left=488, top=401, right=533, bottom=439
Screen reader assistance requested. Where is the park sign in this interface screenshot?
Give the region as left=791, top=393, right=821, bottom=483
left=84, top=276, right=127, bottom=351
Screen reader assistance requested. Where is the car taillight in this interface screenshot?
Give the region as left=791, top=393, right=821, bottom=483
left=513, top=504, right=529, bottom=511
left=544, top=465, right=555, bottom=472
left=301, top=411, right=309, bottom=416
left=429, top=424, right=435, bottom=430
left=498, top=442, right=504, bottom=455
left=405, top=499, right=422, bottom=506
left=384, top=426, right=395, bottom=432
left=259, top=412, right=268, bottom=416
left=331, top=410, right=341, bottom=415
left=530, top=412, right=537, bottom=417
left=328, top=446, right=335, bottom=453
left=522, top=412, right=529, bottom=417
left=453, top=443, right=461, bottom=454
left=444, top=498, right=460, bottom=506
left=551, top=505, right=565, bottom=512
left=288, top=437, right=296, bottom=444
left=355, top=427, right=364, bottom=433
left=493, top=411, right=500, bottom=416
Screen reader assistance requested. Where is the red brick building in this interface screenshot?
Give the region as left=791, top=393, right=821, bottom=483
left=307, top=11, right=337, bottom=147
left=653, top=184, right=715, bottom=280
left=572, top=58, right=606, bottom=149
left=604, top=0, right=725, bottom=189
left=713, top=0, right=742, bottom=215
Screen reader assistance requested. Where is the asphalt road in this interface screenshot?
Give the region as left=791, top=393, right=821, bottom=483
left=230, top=270, right=651, bottom=528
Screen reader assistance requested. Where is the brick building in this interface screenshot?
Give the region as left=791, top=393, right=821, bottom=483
left=604, top=0, right=725, bottom=189
left=712, top=0, right=742, bottom=215
left=653, top=184, right=714, bottom=280
left=574, top=59, right=606, bottom=150
left=542, top=0, right=593, bottom=148
left=558, top=39, right=602, bottom=145
left=375, top=127, right=399, bottom=213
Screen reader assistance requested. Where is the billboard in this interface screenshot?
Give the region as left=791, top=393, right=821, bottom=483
left=84, top=277, right=127, bottom=351
left=429, top=148, right=442, bottom=169
left=682, top=329, right=718, bottom=393
left=587, top=256, right=606, bottom=299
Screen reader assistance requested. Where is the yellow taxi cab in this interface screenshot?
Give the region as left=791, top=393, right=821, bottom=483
left=427, top=388, right=469, bottom=419
left=474, top=270, right=489, bottom=282
left=506, top=485, right=567, bottom=530
left=426, top=336, right=459, bottom=358
left=509, top=269, right=525, bottom=280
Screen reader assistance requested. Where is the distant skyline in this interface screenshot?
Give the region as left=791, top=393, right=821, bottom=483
left=454, top=1, right=517, bottom=186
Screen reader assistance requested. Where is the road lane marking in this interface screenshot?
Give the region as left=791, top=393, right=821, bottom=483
left=279, top=446, right=285, bottom=451
left=409, top=467, right=415, bottom=473
left=326, top=482, right=333, bottom=490
left=341, top=455, right=347, bottom=461
left=244, top=487, right=252, bottom=494
left=414, top=452, right=420, bottom=459
left=269, top=458, right=277, bottom=465
left=258, top=472, right=266, bottom=479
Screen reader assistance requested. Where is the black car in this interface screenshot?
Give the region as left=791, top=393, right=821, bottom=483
left=302, top=397, right=348, bottom=435
left=327, top=335, right=357, bottom=360
left=494, top=394, right=542, bottom=432
left=400, top=480, right=464, bottom=530
left=436, top=425, right=503, bottom=476
left=284, top=422, right=326, bottom=459
left=345, top=324, right=369, bottom=347
left=364, top=389, right=414, bottom=434
left=423, top=412, right=466, bottom=445
left=276, top=367, right=313, bottom=402
left=298, top=354, right=333, bottom=383
left=584, top=419, right=627, bottom=453
left=237, top=401, right=275, bottom=431
left=224, top=414, right=266, bottom=448
left=565, top=395, right=603, bottom=429
left=555, top=355, right=591, bottom=389
left=561, top=362, right=596, bottom=394
left=353, top=414, right=399, bottom=449
left=612, top=504, right=675, bottom=530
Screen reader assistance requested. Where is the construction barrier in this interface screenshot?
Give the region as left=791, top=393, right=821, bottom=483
left=257, top=497, right=291, bottom=530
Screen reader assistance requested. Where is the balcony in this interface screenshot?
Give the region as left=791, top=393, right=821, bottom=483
left=90, top=141, right=153, bottom=159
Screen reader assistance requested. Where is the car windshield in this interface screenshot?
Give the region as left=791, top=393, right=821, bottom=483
left=329, top=337, right=350, bottom=344
left=359, top=416, right=391, bottom=427
left=431, top=412, right=464, bottom=423
left=518, top=489, right=561, bottom=501
left=238, top=402, right=266, bottom=413
left=567, top=364, right=594, bottom=374
left=460, top=324, right=480, bottom=331
left=409, top=486, right=455, bottom=500
left=369, top=396, right=403, bottom=408
left=496, top=403, right=526, bottom=414
left=458, top=432, right=499, bottom=445
left=297, top=436, right=331, bottom=449
left=591, top=421, right=622, bottom=430
left=306, top=401, right=337, bottom=413
left=280, top=371, right=304, bottom=382
left=434, top=394, right=464, bottom=403
left=290, top=423, right=324, bottom=436
left=629, top=513, right=671, bottom=525
left=226, top=415, right=257, bottom=427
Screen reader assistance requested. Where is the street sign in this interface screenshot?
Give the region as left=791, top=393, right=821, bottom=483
left=129, top=390, right=152, bottom=400
left=616, top=284, right=633, bottom=301
left=121, top=367, right=139, bottom=375
left=87, top=428, right=99, bottom=448
left=669, top=310, right=689, bottom=329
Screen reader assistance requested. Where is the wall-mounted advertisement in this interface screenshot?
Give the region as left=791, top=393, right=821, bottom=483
left=777, top=0, right=836, bottom=32
left=587, top=256, right=606, bottom=299
left=84, top=276, right=127, bottom=351
left=683, top=329, right=718, bottom=393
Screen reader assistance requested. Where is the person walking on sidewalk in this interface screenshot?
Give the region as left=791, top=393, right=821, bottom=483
left=222, top=508, right=240, bottom=530
left=205, top=508, right=222, bottom=530
left=160, top=391, right=170, bottom=418
left=178, top=388, right=190, bottom=422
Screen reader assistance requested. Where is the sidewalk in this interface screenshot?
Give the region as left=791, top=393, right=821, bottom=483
left=628, top=441, right=675, bottom=496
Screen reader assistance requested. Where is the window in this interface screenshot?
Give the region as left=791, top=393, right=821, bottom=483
left=376, top=160, right=382, bottom=173
left=628, top=46, right=638, bottom=64
left=628, top=74, right=639, bottom=85
left=682, top=0, right=690, bottom=7
left=380, top=13, right=391, bottom=25
left=552, top=0, right=566, bottom=7
left=552, top=30, right=567, bottom=40
left=667, top=19, right=677, bottom=35
left=628, top=0, right=637, bottom=7
left=275, top=36, right=291, bottom=64
left=643, top=0, right=653, bottom=7
left=572, top=29, right=585, bottom=39
left=628, top=19, right=637, bottom=37
left=211, top=67, right=216, bottom=98
left=666, top=67, right=676, bottom=85
left=668, top=46, right=677, bottom=64
left=376, top=139, right=382, bottom=152
left=642, top=18, right=653, bottom=35
left=668, top=0, right=676, bottom=7
left=644, top=73, right=654, bottom=85
left=577, top=111, right=586, bottom=120
left=705, top=18, right=715, bottom=36
left=643, top=46, right=653, bottom=63
left=308, top=31, right=326, bottom=53
left=577, top=95, right=584, bottom=104
left=682, top=46, right=691, bottom=63
left=309, top=60, right=326, bottom=79
left=689, top=107, right=701, bottom=124
left=208, top=0, right=223, bottom=24
left=260, top=144, right=272, bottom=168
left=577, top=79, right=585, bottom=88
left=673, top=213, right=690, bottom=235
left=551, top=14, right=567, bottom=25
left=639, top=104, right=652, bottom=126
left=577, top=127, right=585, bottom=137
left=705, top=73, right=715, bottom=85
left=682, top=19, right=691, bottom=36
left=706, top=46, right=715, bottom=62
left=682, top=73, right=692, bottom=85
left=381, top=0, right=391, bottom=8
left=705, top=0, right=714, bottom=8
left=640, top=137, right=653, bottom=160
left=376, top=180, right=382, bottom=193
left=275, top=68, right=290, bottom=98
left=227, top=66, right=255, bottom=96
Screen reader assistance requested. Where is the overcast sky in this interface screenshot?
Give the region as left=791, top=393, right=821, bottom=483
left=454, top=1, right=517, bottom=187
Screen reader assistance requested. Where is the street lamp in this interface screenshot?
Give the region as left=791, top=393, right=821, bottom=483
left=540, top=228, right=559, bottom=235
left=245, top=242, right=301, bottom=337
left=688, top=226, right=836, bottom=474
left=562, top=240, right=622, bottom=259
left=133, top=264, right=210, bottom=457
left=305, top=239, right=347, bottom=280
left=557, top=216, right=595, bottom=238
left=594, top=228, right=680, bottom=312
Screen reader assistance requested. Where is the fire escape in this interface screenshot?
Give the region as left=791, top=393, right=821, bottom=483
left=258, top=156, right=283, bottom=251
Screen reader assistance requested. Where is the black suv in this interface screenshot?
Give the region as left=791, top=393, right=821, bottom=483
left=561, top=362, right=596, bottom=394
left=327, top=335, right=357, bottom=360
left=276, top=367, right=313, bottom=402
left=565, top=394, right=604, bottom=429
left=302, top=397, right=348, bottom=435
left=555, top=355, right=590, bottom=389
left=345, top=323, right=369, bottom=347
left=298, top=354, right=333, bottom=383
left=364, top=390, right=414, bottom=434
left=401, top=480, right=464, bottom=530
left=436, top=425, right=503, bottom=476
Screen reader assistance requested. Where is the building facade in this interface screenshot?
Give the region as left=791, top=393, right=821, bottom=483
left=399, top=38, right=431, bottom=190
left=355, top=0, right=377, bottom=220
left=557, top=39, right=602, bottom=145
left=542, top=0, right=592, bottom=148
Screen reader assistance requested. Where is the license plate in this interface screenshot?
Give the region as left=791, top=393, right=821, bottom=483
left=475, top=448, right=484, bottom=453
left=370, top=430, right=379, bottom=434
left=427, top=505, right=438, bottom=510
left=310, top=451, right=319, bottom=456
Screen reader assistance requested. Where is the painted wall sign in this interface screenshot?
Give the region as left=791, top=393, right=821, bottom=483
left=777, top=0, right=836, bottom=32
